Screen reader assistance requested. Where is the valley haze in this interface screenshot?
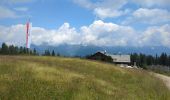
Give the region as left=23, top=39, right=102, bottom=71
left=31, top=44, right=170, bottom=56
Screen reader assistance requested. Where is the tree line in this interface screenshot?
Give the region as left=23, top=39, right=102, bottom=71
left=42, top=49, right=60, bottom=56
left=1, top=42, right=170, bottom=68
left=131, top=53, right=170, bottom=69
left=0, top=43, right=37, bottom=55
left=0, top=43, right=60, bottom=57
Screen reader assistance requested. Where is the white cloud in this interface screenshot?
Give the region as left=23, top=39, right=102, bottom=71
left=0, top=24, right=26, bottom=46
left=80, top=20, right=137, bottom=46
left=73, top=0, right=128, bottom=19
left=123, top=8, right=170, bottom=25
left=72, top=0, right=94, bottom=9
left=0, top=6, right=29, bottom=19
left=132, top=0, right=170, bottom=7
left=0, top=6, right=19, bottom=19
left=9, top=0, right=34, bottom=3
left=73, top=0, right=170, bottom=21
left=0, top=20, right=136, bottom=47
left=138, top=24, right=170, bottom=47
left=0, top=22, right=80, bottom=46
left=14, top=7, right=28, bottom=11
left=94, top=8, right=130, bottom=19
left=0, top=20, right=170, bottom=48
left=0, top=0, right=34, bottom=4
left=32, top=23, right=81, bottom=46
left=0, top=0, right=30, bottom=19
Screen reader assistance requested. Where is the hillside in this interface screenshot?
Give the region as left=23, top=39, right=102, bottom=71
left=0, top=56, right=170, bottom=100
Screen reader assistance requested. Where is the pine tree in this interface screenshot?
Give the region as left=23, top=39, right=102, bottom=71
left=154, top=54, right=158, bottom=65
left=44, top=50, right=47, bottom=56
left=43, top=50, right=51, bottom=56
left=139, top=54, right=147, bottom=67
left=9, top=45, right=15, bottom=55
left=33, top=48, right=37, bottom=55
left=168, top=56, right=170, bottom=67
left=146, top=55, right=154, bottom=65
left=23, top=47, right=27, bottom=54
left=14, top=46, right=19, bottom=55
left=19, top=47, right=23, bottom=54
left=29, top=50, right=33, bottom=55
left=26, top=48, right=29, bottom=54
left=52, top=50, right=55, bottom=56
left=1, top=43, right=9, bottom=54
left=47, top=50, right=51, bottom=56
left=57, top=53, right=60, bottom=56
left=160, top=53, right=167, bottom=66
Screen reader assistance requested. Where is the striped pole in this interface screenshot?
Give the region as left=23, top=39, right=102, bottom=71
left=26, top=20, right=31, bottom=48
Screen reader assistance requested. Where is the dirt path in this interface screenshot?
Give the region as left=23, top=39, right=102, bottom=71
left=153, top=73, right=170, bottom=90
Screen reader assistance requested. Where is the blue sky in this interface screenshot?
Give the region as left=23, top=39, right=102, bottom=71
left=0, top=0, right=96, bottom=28
left=0, top=0, right=170, bottom=47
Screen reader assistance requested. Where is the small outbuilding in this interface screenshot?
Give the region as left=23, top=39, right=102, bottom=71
left=107, top=54, right=131, bottom=65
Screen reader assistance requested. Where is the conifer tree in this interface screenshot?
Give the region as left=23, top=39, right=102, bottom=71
left=52, top=50, right=55, bottom=56
left=1, top=43, right=9, bottom=54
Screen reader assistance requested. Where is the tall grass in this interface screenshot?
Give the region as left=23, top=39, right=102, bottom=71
left=0, top=56, right=170, bottom=100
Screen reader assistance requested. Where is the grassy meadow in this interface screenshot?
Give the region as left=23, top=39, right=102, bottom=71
left=0, top=56, right=170, bottom=100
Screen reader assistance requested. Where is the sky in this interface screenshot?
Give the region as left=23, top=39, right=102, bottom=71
left=0, top=0, right=170, bottom=48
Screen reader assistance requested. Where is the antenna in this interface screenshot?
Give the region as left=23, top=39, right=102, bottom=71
left=26, top=19, right=31, bottom=49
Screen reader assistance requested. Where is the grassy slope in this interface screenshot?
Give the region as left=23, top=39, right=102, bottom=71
left=0, top=56, right=170, bottom=100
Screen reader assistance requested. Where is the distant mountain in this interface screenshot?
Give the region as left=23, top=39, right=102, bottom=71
left=31, top=44, right=170, bottom=57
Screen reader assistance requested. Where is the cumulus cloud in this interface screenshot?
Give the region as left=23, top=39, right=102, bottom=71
left=123, top=8, right=170, bottom=25
left=73, top=0, right=128, bottom=19
left=32, top=23, right=81, bottom=46
left=0, top=20, right=137, bottom=47
left=0, top=24, right=26, bottom=46
left=0, top=20, right=170, bottom=48
left=139, top=24, right=170, bottom=47
left=0, top=22, right=81, bottom=46
left=80, top=20, right=137, bottom=46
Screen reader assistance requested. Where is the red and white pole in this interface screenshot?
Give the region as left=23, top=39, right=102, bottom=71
left=26, top=20, right=31, bottom=48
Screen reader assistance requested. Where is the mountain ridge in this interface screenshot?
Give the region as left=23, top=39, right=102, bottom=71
left=31, top=44, right=170, bottom=56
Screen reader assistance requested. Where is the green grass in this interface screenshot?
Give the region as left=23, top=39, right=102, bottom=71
left=0, top=56, right=170, bottom=100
